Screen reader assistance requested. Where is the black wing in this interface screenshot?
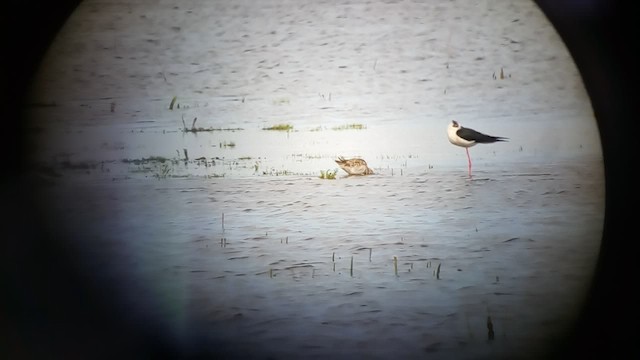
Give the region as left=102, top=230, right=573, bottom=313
left=457, top=127, right=507, bottom=143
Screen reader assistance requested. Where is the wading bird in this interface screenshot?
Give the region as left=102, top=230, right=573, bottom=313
left=335, top=157, right=374, bottom=176
left=447, top=120, right=507, bottom=177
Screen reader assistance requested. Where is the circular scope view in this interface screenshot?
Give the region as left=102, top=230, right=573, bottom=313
left=26, top=0, right=604, bottom=358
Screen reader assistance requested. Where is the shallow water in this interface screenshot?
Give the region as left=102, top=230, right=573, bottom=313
left=27, top=0, right=604, bottom=358
left=39, top=156, right=603, bottom=359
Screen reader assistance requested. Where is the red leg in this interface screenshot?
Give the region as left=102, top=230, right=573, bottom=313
left=466, top=148, right=472, bottom=177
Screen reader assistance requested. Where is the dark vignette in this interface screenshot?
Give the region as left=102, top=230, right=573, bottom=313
left=1, top=0, right=635, bottom=358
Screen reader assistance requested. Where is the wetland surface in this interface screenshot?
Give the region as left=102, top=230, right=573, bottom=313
left=27, top=0, right=604, bottom=358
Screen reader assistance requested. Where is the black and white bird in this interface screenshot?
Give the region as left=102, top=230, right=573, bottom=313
left=447, top=120, right=508, bottom=176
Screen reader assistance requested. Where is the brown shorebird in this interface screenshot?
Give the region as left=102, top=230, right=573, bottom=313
left=335, top=157, right=374, bottom=176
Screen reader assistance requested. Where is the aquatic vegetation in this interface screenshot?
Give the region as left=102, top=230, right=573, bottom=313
left=58, top=160, right=98, bottom=170
left=319, top=169, right=338, bottom=179
left=350, top=256, right=354, bottom=277
left=182, top=116, right=243, bottom=132
left=487, top=316, right=495, bottom=340
left=153, top=163, right=172, bottom=179
left=309, top=123, right=367, bottom=131
left=290, top=153, right=323, bottom=160
left=272, top=97, right=290, bottom=105
left=319, top=92, right=331, bottom=101
left=332, top=123, right=367, bottom=130
left=122, top=156, right=176, bottom=178
left=122, top=156, right=173, bottom=165
left=183, top=126, right=244, bottom=133
left=207, top=173, right=225, bottom=178
left=393, top=256, right=398, bottom=276
left=263, top=123, right=293, bottom=131
left=262, top=169, right=292, bottom=176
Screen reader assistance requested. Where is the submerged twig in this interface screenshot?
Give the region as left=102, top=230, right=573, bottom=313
left=393, top=256, right=398, bottom=276
left=350, top=256, right=354, bottom=277
left=487, top=316, right=495, bottom=340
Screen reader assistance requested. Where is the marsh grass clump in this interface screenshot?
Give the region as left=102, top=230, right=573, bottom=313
left=487, top=316, right=495, bottom=340
left=393, top=256, right=399, bottom=276
left=263, top=123, right=293, bottom=131
left=153, top=163, right=172, bottom=179
left=182, top=116, right=243, bottom=133
left=122, top=156, right=172, bottom=165
left=184, top=126, right=244, bottom=133
left=261, top=168, right=292, bottom=176
left=272, top=97, right=290, bottom=105
left=350, top=256, right=354, bottom=277
left=332, top=123, right=367, bottom=130
left=58, top=160, right=98, bottom=170
left=123, top=156, right=176, bottom=178
left=319, top=169, right=338, bottom=179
